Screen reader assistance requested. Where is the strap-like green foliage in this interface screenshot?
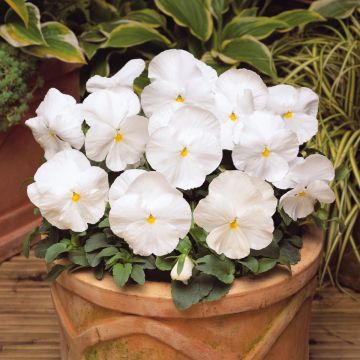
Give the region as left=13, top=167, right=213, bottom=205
left=0, top=42, right=38, bottom=131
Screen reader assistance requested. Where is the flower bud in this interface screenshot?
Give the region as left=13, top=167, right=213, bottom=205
left=170, top=256, right=194, bottom=284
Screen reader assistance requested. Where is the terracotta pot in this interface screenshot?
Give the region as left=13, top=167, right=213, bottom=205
left=51, top=227, right=323, bottom=360
left=0, top=60, right=80, bottom=263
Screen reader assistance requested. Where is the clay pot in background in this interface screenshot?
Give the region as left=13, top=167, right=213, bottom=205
left=52, top=227, right=323, bottom=360
left=0, top=60, right=80, bottom=263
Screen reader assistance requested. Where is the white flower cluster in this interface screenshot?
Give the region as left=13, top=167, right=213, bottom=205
left=26, top=50, right=335, bottom=270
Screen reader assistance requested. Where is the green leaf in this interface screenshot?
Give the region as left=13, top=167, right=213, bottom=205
left=84, top=233, right=109, bottom=252
left=87, top=246, right=119, bottom=267
left=4, top=0, right=28, bottom=26
left=222, top=16, right=287, bottom=41
left=45, top=243, right=68, bottom=263
left=68, top=248, right=89, bottom=266
left=155, top=256, right=174, bottom=271
left=196, top=254, right=235, bottom=284
left=113, top=263, right=132, bottom=287
left=335, top=164, right=350, bottom=181
left=22, top=227, right=38, bottom=258
left=93, top=264, right=104, bottom=280
left=22, top=22, right=86, bottom=64
left=309, top=0, right=360, bottom=19
left=45, top=264, right=68, bottom=282
left=131, top=264, right=146, bottom=284
left=211, top=0, right=230, bottom=20
left=220, top=35, right=276, bottom=77
left=34, top=229, right=59, bottom=258
left=125, top=9, right=166, bottom=28
left=287, top=235, right=303, bottom=248
left=203, top=280, right=231, bottom=302
left=274, top=9, right=325, bottom=30
left=273, top=229, right=283, bottom=244
left=176, top=236, right=192, bottom=254
left=189, top=225, right=208, bottom=248
left=251, top=241, right=280, bottom=259
left=171, top=273, right=214, bottom=310
left=155, top=0, right=213, bottom=40
left=280, top=242, right=301, bottom=265
left=278, top=207, right=293, bottom=225
left=238, top=256, right=259, bottom=273
left=176, top=254, right=186, bottom=275
left=257, top=258, right=277, bottom=273
left=238, top=7, right=258, bottom=17
left=98, top=217, right=110, bottom=228
left=0, top=3, right=45, bottom=47
left=104, top=22, right=170, bottom=48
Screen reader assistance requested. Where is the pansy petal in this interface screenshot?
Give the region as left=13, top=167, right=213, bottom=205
left=85, top=123, right=114, bottom=162
left=109, top=169, right=146, bottom=206
left=295, top=87, right=319, bottom=116
left=284, top=113, right=318, bottom=144
left=307, top=180, right=335, bottom=203
left=292, top=154, right=335, bottom=186
left=207, top=224, right=251, bottom=259
left=279, top=187, right=315, bottom=220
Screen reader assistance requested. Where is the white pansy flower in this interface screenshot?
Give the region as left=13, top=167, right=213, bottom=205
left=25, top=88, right=84, bottom=160
left=194, top=171, right=276, bottom=259
left=232, top=111, right=299, bottom=182
left=82, top=90, right=148, bottom=172
left=266, top=84, right=319, bottom=144
left=279, top=154, right=335, bottom=220
left=109, top=172, right=192, bottom=256
left=146, top=106, right=222, bottom=190
left=27, top=149, right=108, bottom=232
left=141, top=49, right=216, bottom=133
left=86, top=59, right=145, bottom=93
left=214, top=68, right=268, bottom=150
left=108, top=169, right=146, bottom=207
left=170, top=256, right=194, bottom=284
left=272, top=157, right=305, bottom=189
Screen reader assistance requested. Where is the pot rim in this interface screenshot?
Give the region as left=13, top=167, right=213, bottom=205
left=54, top=226, right=323, bottom=318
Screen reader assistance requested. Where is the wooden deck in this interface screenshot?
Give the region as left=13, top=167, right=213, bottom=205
left=0, top=252, right=359, bottom=360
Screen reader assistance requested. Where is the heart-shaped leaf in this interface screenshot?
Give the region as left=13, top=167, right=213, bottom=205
left=4, top=0, right=28, bottom=26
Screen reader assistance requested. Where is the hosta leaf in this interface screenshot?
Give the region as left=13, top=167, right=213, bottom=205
left=104, top=22, right=170, bottom=48
left=0, top=3, right=45, bottom=47
left=211, top=0, right=230, bottom=20
left=23, top=22, right=86, bottom=64
left=125, top=9, right=166, bottom=28
left=196, top=254, right=235, bottom=284
left=309, top=0, right=360, bottom=19
left=113, top=263, right=132, bottom=287
left=4, top=0, right=28, bottom=26
left=222, top=16, right=287, bottom=41
left=155, top=0, right=213, bottom=40
left=45, top=243, right=68, bottom=263
left=274, top=10, right=325, bottom=31
left=220, top=35, right=276, bottom=77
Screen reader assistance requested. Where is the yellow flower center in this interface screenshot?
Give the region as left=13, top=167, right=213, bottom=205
left=283, top=111, right=293, bottom=120
left=297, top=191, right=306, bottom=197
left=229, top=219, right=239, bottom=229
left=114, top=132, right=123, bottom=143
left=147, top=214, right=156, bottom=224
left=229, top=112, right=237, bottom=122
left=175, top=95, right=185, bottom=103
left=71, top=192, right=81, bottom=202
left=180, top=147, right=189, bottom=157
left=262, top=147, right=271, bottom=158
